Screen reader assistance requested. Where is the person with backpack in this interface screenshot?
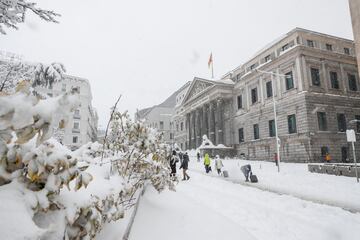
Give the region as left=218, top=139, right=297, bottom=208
left=180, top=152, right=190, bottom=180
left=170, top=150, right=179, bottom=179
left=214, top=155, right=223, bottom=175
left=204, top=153, right=211, bottom=173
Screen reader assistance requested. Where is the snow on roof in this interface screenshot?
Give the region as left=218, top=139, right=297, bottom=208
left=217, top=78, right=234, bottom=85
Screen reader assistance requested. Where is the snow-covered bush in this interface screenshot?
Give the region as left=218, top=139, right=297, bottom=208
left=0, top=72, right=175, bottom=240
left=0, top=81, right=95, bottom=239
left=107, top=110, right=175, bottom=195
left=0, top=61, right=66, bottom=94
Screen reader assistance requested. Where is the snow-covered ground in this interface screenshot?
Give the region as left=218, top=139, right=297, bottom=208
left=130, top=157, right=360, bottom=240
left=190, top=158, right=360, bottom=212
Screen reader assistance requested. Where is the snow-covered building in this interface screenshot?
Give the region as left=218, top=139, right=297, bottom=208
left=174, top=28, right=360, bottom=162
left=135, top=86, right=186, bottom=146
left=349, top=0, right=360, bottom=78
left=36, top=74, right=98, bottom=149
left=172, top=81, right=191, bottom=150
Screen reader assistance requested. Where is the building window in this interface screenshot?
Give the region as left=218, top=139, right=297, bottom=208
left=355, top=115, right=360, bottom=133
left=159, top=121, right=163, bottom=130
left=176, top=124, right=179, bottom=132
left=330, top=71, right=339, bottom=89
left=281, top=44, right=289, bottom=51
left=266, top=81, right=273, bottom=98
left=288, top=114, right=297, bottom=134
left=269, top=120, right=276, bottom=137
left=47, top=93, right=53, bottom=97
left=337, top=113, right=347, bottom=132
left=307, top=40, right=314, bottom=48
left=250, top=64, right=256, bottom=70
left=62, top=83, right=66, bottom=92
left=317, top=112, right=328, bottom=131
left=73, top=122, right=80, bottom=129
left=285, top=71, right=294, bottom=90
left=265, top=55, right=271, bottom=62
left=170, top=133, right=173, bottom=140
left=326, top=44, right=333, bottom=51
left=348, top=73, right=357, bottom=91
left=311, top=68, right=321, bottom=86
left=253, top=124, right=259, bottom=140
left=73, top=136, right=78, bottom=143
left=180, top=122, right=183, bottom=131
left=237, top=95, right=243, bottom=109
left=344, top=47, right=350, bottom=55
left=251, top=88, right=258, bottom=104
left=238, top=128, right=244, bottom=143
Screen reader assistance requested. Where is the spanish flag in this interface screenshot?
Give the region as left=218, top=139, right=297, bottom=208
left=208, top=53, right=213, bottom=68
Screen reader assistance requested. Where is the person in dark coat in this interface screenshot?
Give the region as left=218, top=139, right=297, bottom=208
left=180, top=152, right=190, bottom=180
left=170, top=150, right=178, bottom=179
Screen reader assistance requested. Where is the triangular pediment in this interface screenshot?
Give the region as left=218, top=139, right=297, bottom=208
left=183, top=78, right=216, bottom=104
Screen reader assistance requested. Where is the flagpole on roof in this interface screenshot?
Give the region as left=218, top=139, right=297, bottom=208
left=208, top=52, right=214, bottom=79
left=211, top=53, right=214, bottom=79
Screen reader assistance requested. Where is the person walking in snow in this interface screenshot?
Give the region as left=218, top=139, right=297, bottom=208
left=178, top=151, right=184, bottom=165
left=197, top=152, right=201, bottom=162
left=170, top=150, right=179, bottom=179
left=214, top=155, right=224, bottom=175
left=240, top=164, right=252, bottom=182
left=180, top=152, right=190, bottom=180
left=204, top=153, right=211, bottom=173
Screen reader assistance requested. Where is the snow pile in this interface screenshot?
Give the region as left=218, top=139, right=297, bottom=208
left=197, top=135, right=231, bottom=150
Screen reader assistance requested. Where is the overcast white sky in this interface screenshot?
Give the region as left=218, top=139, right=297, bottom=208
left=0, top=0, right=354, bottom=128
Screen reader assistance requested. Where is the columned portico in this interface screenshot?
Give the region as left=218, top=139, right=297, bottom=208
left=179, top=77, right=234, bottom=149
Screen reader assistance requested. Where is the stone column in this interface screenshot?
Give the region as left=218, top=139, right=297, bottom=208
left=217, top=99, right=224, bottom=145
left=196, top=109, right=202, bottom=147
left=192, top=111, right=196, bottom=149
left=322, top=61, right=329, bottom=91
left=202, top=104, right=208, bottom=139
left=209, top=101, right=216, bottom=144
left=186, top=113, right=191, bottom=150
left=340, top=63, right=348, bottom=94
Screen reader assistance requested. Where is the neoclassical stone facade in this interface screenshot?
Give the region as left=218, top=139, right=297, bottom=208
left=176, top=78, right=234, bottom=150
left=174, top=28, right=360, bottom=163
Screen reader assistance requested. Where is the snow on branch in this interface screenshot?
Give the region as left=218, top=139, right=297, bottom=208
left=0, top=0, right=60, bottom=34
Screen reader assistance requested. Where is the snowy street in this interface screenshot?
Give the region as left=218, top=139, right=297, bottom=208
left=130, top=159, right=360, bottom=240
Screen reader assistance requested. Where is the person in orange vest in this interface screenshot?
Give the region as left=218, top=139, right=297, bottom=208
left=325, top=153, right=331, bottom=163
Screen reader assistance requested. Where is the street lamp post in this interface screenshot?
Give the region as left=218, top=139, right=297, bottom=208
left=348, top=119, right=360, bottom=182
left=256, top=69, right=289, bottom=172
